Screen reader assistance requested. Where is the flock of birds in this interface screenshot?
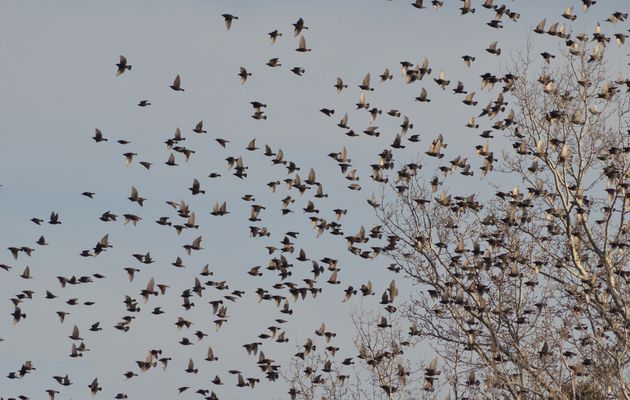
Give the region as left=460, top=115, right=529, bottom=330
left=2, top=1, right=629, bottom=399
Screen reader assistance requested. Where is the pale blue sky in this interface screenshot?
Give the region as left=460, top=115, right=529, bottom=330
left=0, top=1, right=626, bottom=399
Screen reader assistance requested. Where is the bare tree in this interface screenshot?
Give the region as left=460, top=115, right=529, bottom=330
left=284, top=349, right=357, bottom=400
left=375, top=37, right=629, bottom=400
left=284, top=310, right=429, bottom=400
left=352, top=310, right=420, bottom=400
left=283, top=321, right=363, bottom=400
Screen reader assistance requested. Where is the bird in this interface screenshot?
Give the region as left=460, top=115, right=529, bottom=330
left=183, top=236, right=203, bottom=255
left=165, top=153, right=177, bottom=166
left=185, top=358, right=198, bottom=374
left=562, top=5, right=577, bottom=21
left=266, top=58, right=281, bottom=67
left=462, top=55, right=475, bottom=67
left=238, top=67, right=252, bottom=84
left=459, top=0, right=475, bottom=14
left=379, top=68, right=393, bottom=82
left=69, top=325, right=82, bottom=340
left=92, top=128, right=107, bottom=142
left=411, top=0, right=426, bottom=9
left=268, top=29, right=282, bottom=44
left=540, top=52, right=555, bottom=63
left=463, top=92, right=477, bottom=106
left=296, top=35, right=311, bottom=52
left=434, top=69, right=450, bottom=89
left=222, top=13, right=238, bottom=30
left=211, top=201, right=229, bottom=216
left=293, top=17, right=308, bottom=36
left=53, top=375, right=72, bottom=386
left=415, top=87, right=430, bottom=102
left=534, top=18, right=546, bottom=34
left=49, top=212, right=61, bottom=225
left=189, top=179, right=205, bottom=195
left=123, top=152, right=136, bottom=166
left=193, top=121, right=207, bottom=134
left=486, top=41, right=501, bottom=55
left=115, top=55, right=131, bottom=76
left=88, top=378, right=102, bottom=396
left=334, top=77, right=348, bottom=93
left=170, top=75, right=184, bottom=91
left=128, top=186, right=145, bottom=206
left=359, top=73, right=373, bottom=91
left=291, top=67, right=305, bottom=76
left=205, top=346, right=219, bottom=361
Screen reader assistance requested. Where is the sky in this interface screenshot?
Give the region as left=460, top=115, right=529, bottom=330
left=0, top=0, right=627, bottom=399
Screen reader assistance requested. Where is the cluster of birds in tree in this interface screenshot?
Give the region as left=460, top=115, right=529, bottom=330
left=2, top=1, right=630, bottom=399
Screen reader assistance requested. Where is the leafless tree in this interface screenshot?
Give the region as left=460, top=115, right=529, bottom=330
left=375, top=38, right=629, bottom=400
left=282, top=322, right=363, bottom=400
left=352, top=310, right=420, bottom=400
left=284, top=310, right=429, bottom=400
left=285, top=27, right=628, bottom=400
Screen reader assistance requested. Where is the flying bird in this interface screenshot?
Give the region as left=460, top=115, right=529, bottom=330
left=170, top=74, right=184, bottom=91
left=115, top=55, right=131, bottom=76
left=222, top=13, right=238, bottom=30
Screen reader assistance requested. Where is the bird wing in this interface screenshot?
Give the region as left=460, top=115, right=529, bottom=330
left=340, top=146, right=347, bottom=161
left=389, top=279, right=398, bottom=297
left=307, top=168, right=316, bottom=183
left=427, top=357, right=437, bottom=371
left=329, top=271, right=337, bottom=282
left=362, top=73, right=371, bottom=88
left=99, top=234, right=109, bottom=246
left=146, top=277, right=155, bottom=292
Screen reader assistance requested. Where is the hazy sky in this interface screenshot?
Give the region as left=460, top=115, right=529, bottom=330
left=0, top=1, right=627, bottom=399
